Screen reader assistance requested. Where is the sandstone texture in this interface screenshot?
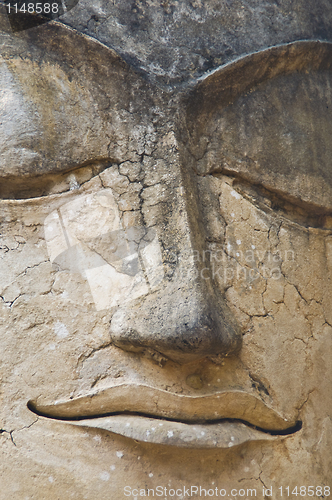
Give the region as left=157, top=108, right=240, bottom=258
left=0, top=2, right=331, bottom=499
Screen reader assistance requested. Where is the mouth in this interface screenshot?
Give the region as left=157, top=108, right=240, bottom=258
left=28, top=384, right=302, bottom=448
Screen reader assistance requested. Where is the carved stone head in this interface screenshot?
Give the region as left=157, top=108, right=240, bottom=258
left=0, top=2, right=331, bottom=496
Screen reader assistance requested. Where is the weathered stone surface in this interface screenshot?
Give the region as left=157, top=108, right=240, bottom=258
left=58, top=0, right=332, bottom=88
left=0, top=3, right=332, bottom=499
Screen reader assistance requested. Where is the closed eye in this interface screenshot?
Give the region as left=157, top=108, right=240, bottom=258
left=215, top=173, right=332, bottom=230
left=186, top=42, right=332, bottom=225
left=0, top=159, right=112, bottom=200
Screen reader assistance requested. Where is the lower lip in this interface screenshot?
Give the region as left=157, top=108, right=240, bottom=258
left=50, top=414, right=300, bottom=448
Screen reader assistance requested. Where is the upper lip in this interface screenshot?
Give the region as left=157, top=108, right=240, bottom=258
left=28, top=383, right=298, bottom=433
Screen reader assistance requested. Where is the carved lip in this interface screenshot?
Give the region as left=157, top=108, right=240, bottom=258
left=28, top=384, right=301, bottom=448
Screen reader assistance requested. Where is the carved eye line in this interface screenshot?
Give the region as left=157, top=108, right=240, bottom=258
left=213, top=172, right=332, bottom=230
left=0, top=159, right=113, bottom=200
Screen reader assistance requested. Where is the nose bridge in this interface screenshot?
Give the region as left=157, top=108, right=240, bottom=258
left=109, top=142, right=242, bottom=364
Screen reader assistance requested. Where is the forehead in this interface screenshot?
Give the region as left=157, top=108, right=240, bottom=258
left=54, top=0, right=332, bottom=89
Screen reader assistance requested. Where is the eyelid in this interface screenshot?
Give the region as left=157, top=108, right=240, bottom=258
left=214, top=173, right=332, bottom=230
left=0, top=159, right=113, bottom=200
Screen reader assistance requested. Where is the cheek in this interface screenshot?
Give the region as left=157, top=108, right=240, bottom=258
left=217, top=179, right=332, bottom=414
left=0, top=197, right=112, bottom=401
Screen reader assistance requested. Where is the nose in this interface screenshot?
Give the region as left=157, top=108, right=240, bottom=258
left=109, top=166, right=242, bottom=365
left=109, top=277, right=241, bottom=364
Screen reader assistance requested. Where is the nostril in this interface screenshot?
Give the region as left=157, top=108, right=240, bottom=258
left=109, top=285, right=242, bottom=364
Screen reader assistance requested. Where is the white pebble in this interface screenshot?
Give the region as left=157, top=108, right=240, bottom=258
left=231, top=190, right=241, bottom=199
left=100, top=472, right=110, bottom=481
left=54, top=321, right=69, bottom=339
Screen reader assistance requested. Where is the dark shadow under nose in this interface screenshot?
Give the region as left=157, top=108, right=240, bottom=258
left=109, top=281, right=242, bottom=364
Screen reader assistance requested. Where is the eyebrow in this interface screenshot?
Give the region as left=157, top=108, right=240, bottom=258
left=185, top=40, right=332, bottom=138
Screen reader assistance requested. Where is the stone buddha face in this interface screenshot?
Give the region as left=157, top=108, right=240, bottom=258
left=0, top=21, right=331, bottom=497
